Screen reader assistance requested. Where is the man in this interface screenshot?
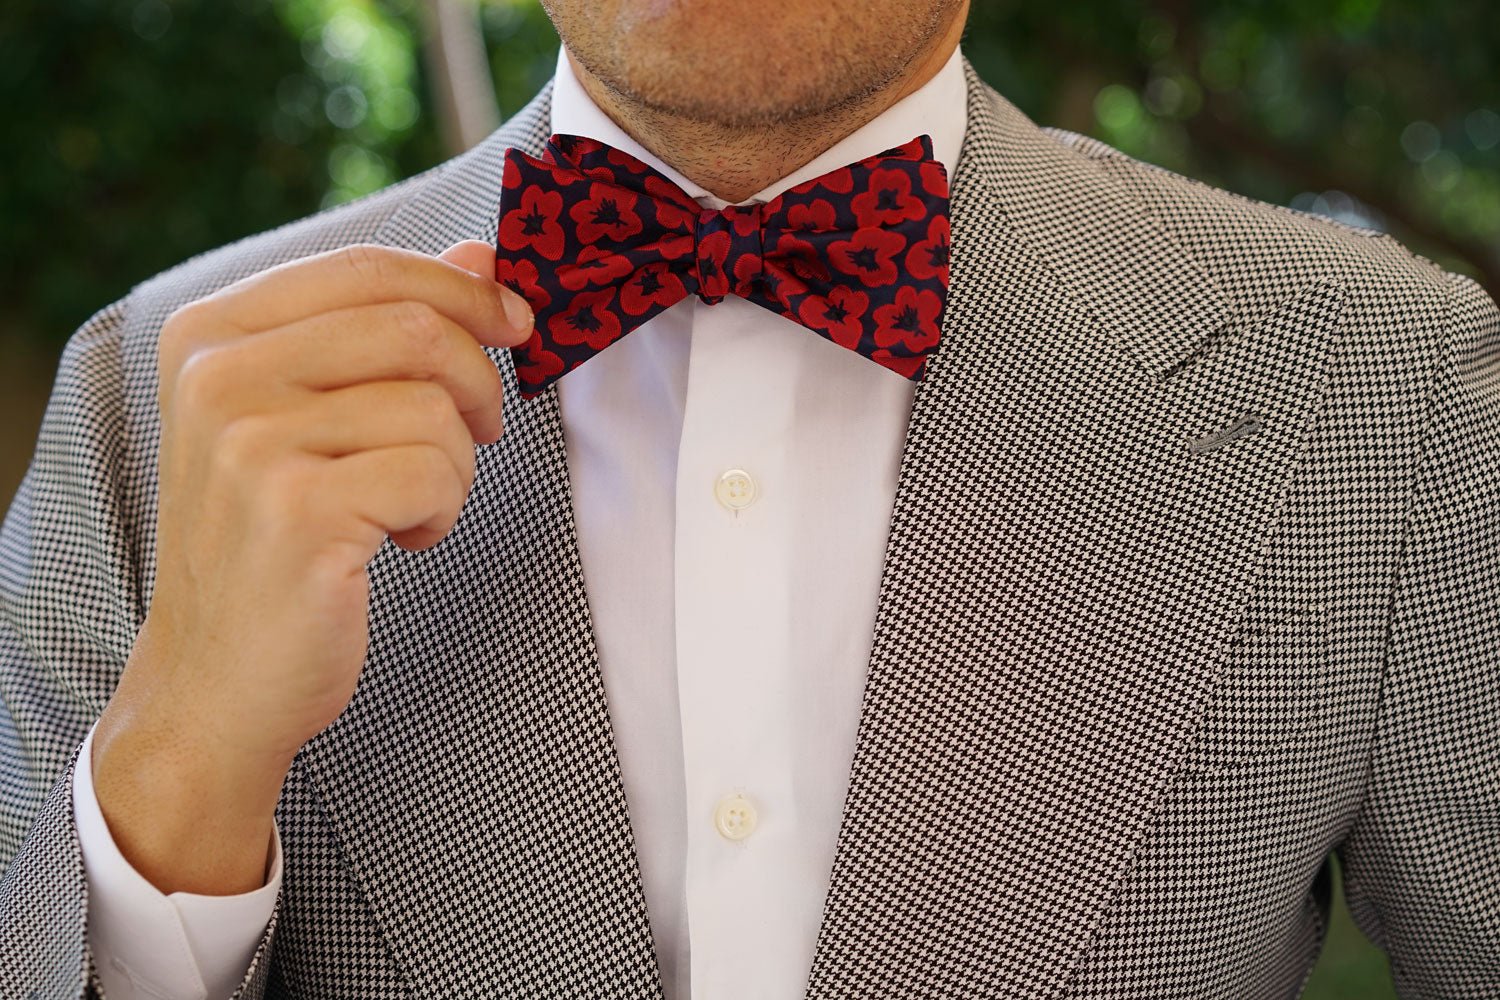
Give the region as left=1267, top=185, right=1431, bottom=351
left=2, top=0, right=1497, bottom=996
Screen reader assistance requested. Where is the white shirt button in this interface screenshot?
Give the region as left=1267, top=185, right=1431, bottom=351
left=714, top=468, right=757, bottom=511
left=713, top=792, right=758, bottom=841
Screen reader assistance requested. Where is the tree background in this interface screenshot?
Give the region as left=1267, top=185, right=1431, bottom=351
left=3, top=3, right=1497, bottom=994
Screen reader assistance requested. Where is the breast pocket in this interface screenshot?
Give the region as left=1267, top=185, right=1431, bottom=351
left=1180, top=602, right=1330, bottom=774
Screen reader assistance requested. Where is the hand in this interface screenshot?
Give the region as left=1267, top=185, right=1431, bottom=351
left=91, top=241, right=532, bottom=894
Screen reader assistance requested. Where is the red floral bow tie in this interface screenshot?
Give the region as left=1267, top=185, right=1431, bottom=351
left=495, top=132, right=951, bottom=399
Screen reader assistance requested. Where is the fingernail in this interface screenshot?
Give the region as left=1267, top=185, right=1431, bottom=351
left=501, top=289, right=533, bottom=337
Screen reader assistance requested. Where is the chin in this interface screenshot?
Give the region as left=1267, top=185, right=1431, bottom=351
left=548, top=0, right=957, bottom=127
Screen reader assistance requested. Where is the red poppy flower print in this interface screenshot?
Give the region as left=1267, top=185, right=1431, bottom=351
left=577, top=161, right=624, bottom=185
left=621, top=262, right=687, bottom=316
left=906, top=215, right=950, bottom=283
left=758, top=263, right=810, bottom=306
left=495, top=257, right=551, bottom=312
left=919, top=160, right=949, bottom=199
left=865, top=136, right=927, bottom=164
left=545, top=161, right=591, bottom=188
left=559, top=245, right=634, bottom=292
left=514, top=332, right=565, bottom=392
left=786, top=199, right=836, bottom=233
left=731, top=253, right=765, bottom=298
left=870, top=348, right=926, bottom=379
left=606, top=146, right=650, bottom=174
left=816, top=166, right=855, bottom=194
left=570, top=182, right=644, bottom=245
left=502, top=131, right=949, bottom=399
left=772, top=233, right=830, bottom=284
left=549, top=288, right=623, bottom=350
left=787, top=165, right=855, bottom=198
left=694, top=230, right=732, bottom=301
left=645, top=176, right=699, bottom=235
left=723, top=203, right=762, bottom=238
left=829, top=227, right=904, bottom=287
left=548, top=134, right=604, bottom=166
left=873, top=285, right=943, bottom=352
left=797, top=286, right=869, bottom=350
left=498, top=186, right=565, bottom=260
left=851, top=168, right=926, bottom=229
left=653, top=232, right=696, bottom=262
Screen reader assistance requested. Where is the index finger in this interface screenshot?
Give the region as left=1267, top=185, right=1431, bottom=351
left=205, top=243, right=533, bottom=348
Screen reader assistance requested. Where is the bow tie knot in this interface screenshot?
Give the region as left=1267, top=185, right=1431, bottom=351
left=693, top=204, right=764, bottom=304
left=497, top=132, right=952, bottom=399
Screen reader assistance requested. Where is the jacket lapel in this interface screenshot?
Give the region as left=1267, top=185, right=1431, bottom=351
left=299, top=84, right=666, bottom=998
left=801, top=63, right=1342, bottom=998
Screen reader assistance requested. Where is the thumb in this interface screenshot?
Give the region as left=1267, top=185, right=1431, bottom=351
left=439, top=239, right=500, bottom=277
left=440, top=240, right=534, bottom=339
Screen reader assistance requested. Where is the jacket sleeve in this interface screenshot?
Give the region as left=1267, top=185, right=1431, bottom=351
left=1339, top=270, right=1500, bottom=997
left=0, top=297, right=280, bottom=999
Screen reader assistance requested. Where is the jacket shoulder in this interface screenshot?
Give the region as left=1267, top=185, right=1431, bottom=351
left=1039, top=125, right=1462, bottom=307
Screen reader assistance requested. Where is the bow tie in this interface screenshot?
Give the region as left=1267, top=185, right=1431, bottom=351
left=495, top=133, right=952, bottom=400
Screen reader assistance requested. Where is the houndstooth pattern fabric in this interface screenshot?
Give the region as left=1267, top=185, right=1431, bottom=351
left=3, top=58, right=1497, bottom=999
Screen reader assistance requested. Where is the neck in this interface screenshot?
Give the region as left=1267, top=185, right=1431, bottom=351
left=565, top=12, right=968, bottom=204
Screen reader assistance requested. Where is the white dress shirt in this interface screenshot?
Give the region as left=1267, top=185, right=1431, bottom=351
left=74, top=43, right=968, bottom=1000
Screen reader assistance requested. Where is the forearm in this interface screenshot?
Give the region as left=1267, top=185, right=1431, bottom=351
left=90, top=646, right=291, bottom=897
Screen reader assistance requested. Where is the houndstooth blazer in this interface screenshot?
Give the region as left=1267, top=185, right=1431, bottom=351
left=2, top=59, right=1498, bottom=999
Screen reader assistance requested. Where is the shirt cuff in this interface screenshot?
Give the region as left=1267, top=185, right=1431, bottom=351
left=72, top=719, right=283, bottom=1000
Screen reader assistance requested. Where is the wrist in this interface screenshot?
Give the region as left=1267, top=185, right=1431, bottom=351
left=91, top=692, right=291, bottom=895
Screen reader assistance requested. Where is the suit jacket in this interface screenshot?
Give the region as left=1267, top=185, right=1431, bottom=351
left=3, top=59, right=1498, bottom=999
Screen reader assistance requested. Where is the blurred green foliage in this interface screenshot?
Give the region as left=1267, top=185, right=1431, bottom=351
left=964, top=0, right=1499, bottom=293
left=0, top=0, right=556, bottom=346
left=2, top=0, right=1495, bottom=350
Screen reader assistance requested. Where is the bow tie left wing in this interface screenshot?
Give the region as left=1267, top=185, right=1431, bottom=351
left=497, top=136, right=703, bottom=397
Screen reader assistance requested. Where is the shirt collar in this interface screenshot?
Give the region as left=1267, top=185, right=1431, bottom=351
left=547, top=43, right=968, bottom=211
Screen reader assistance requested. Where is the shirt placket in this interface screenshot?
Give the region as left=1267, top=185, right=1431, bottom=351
left=675, top=293, right=803, bottom=999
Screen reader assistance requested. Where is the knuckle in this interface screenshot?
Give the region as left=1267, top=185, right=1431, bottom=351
left=405, top=379, right=455, bottom=428
left=214, top=415, right=275, bottom=472
left=464, top=269, right=504, bottom=323
left=393, top=301, right=448, bottom=369
left=457, top=442, right=477, bottom=492
left=341, top=243, right=395, bottom=289
left=415, top=446, right=464, bottom=505
left=161, top=298, right=213, bottom=342
left=158, top=299, right=214, bottom=372
left=255, top=461, right=315, bottom=532
left=173, top=346, right=233, bottom=416
left=413, top=444, right=455, bottom=486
